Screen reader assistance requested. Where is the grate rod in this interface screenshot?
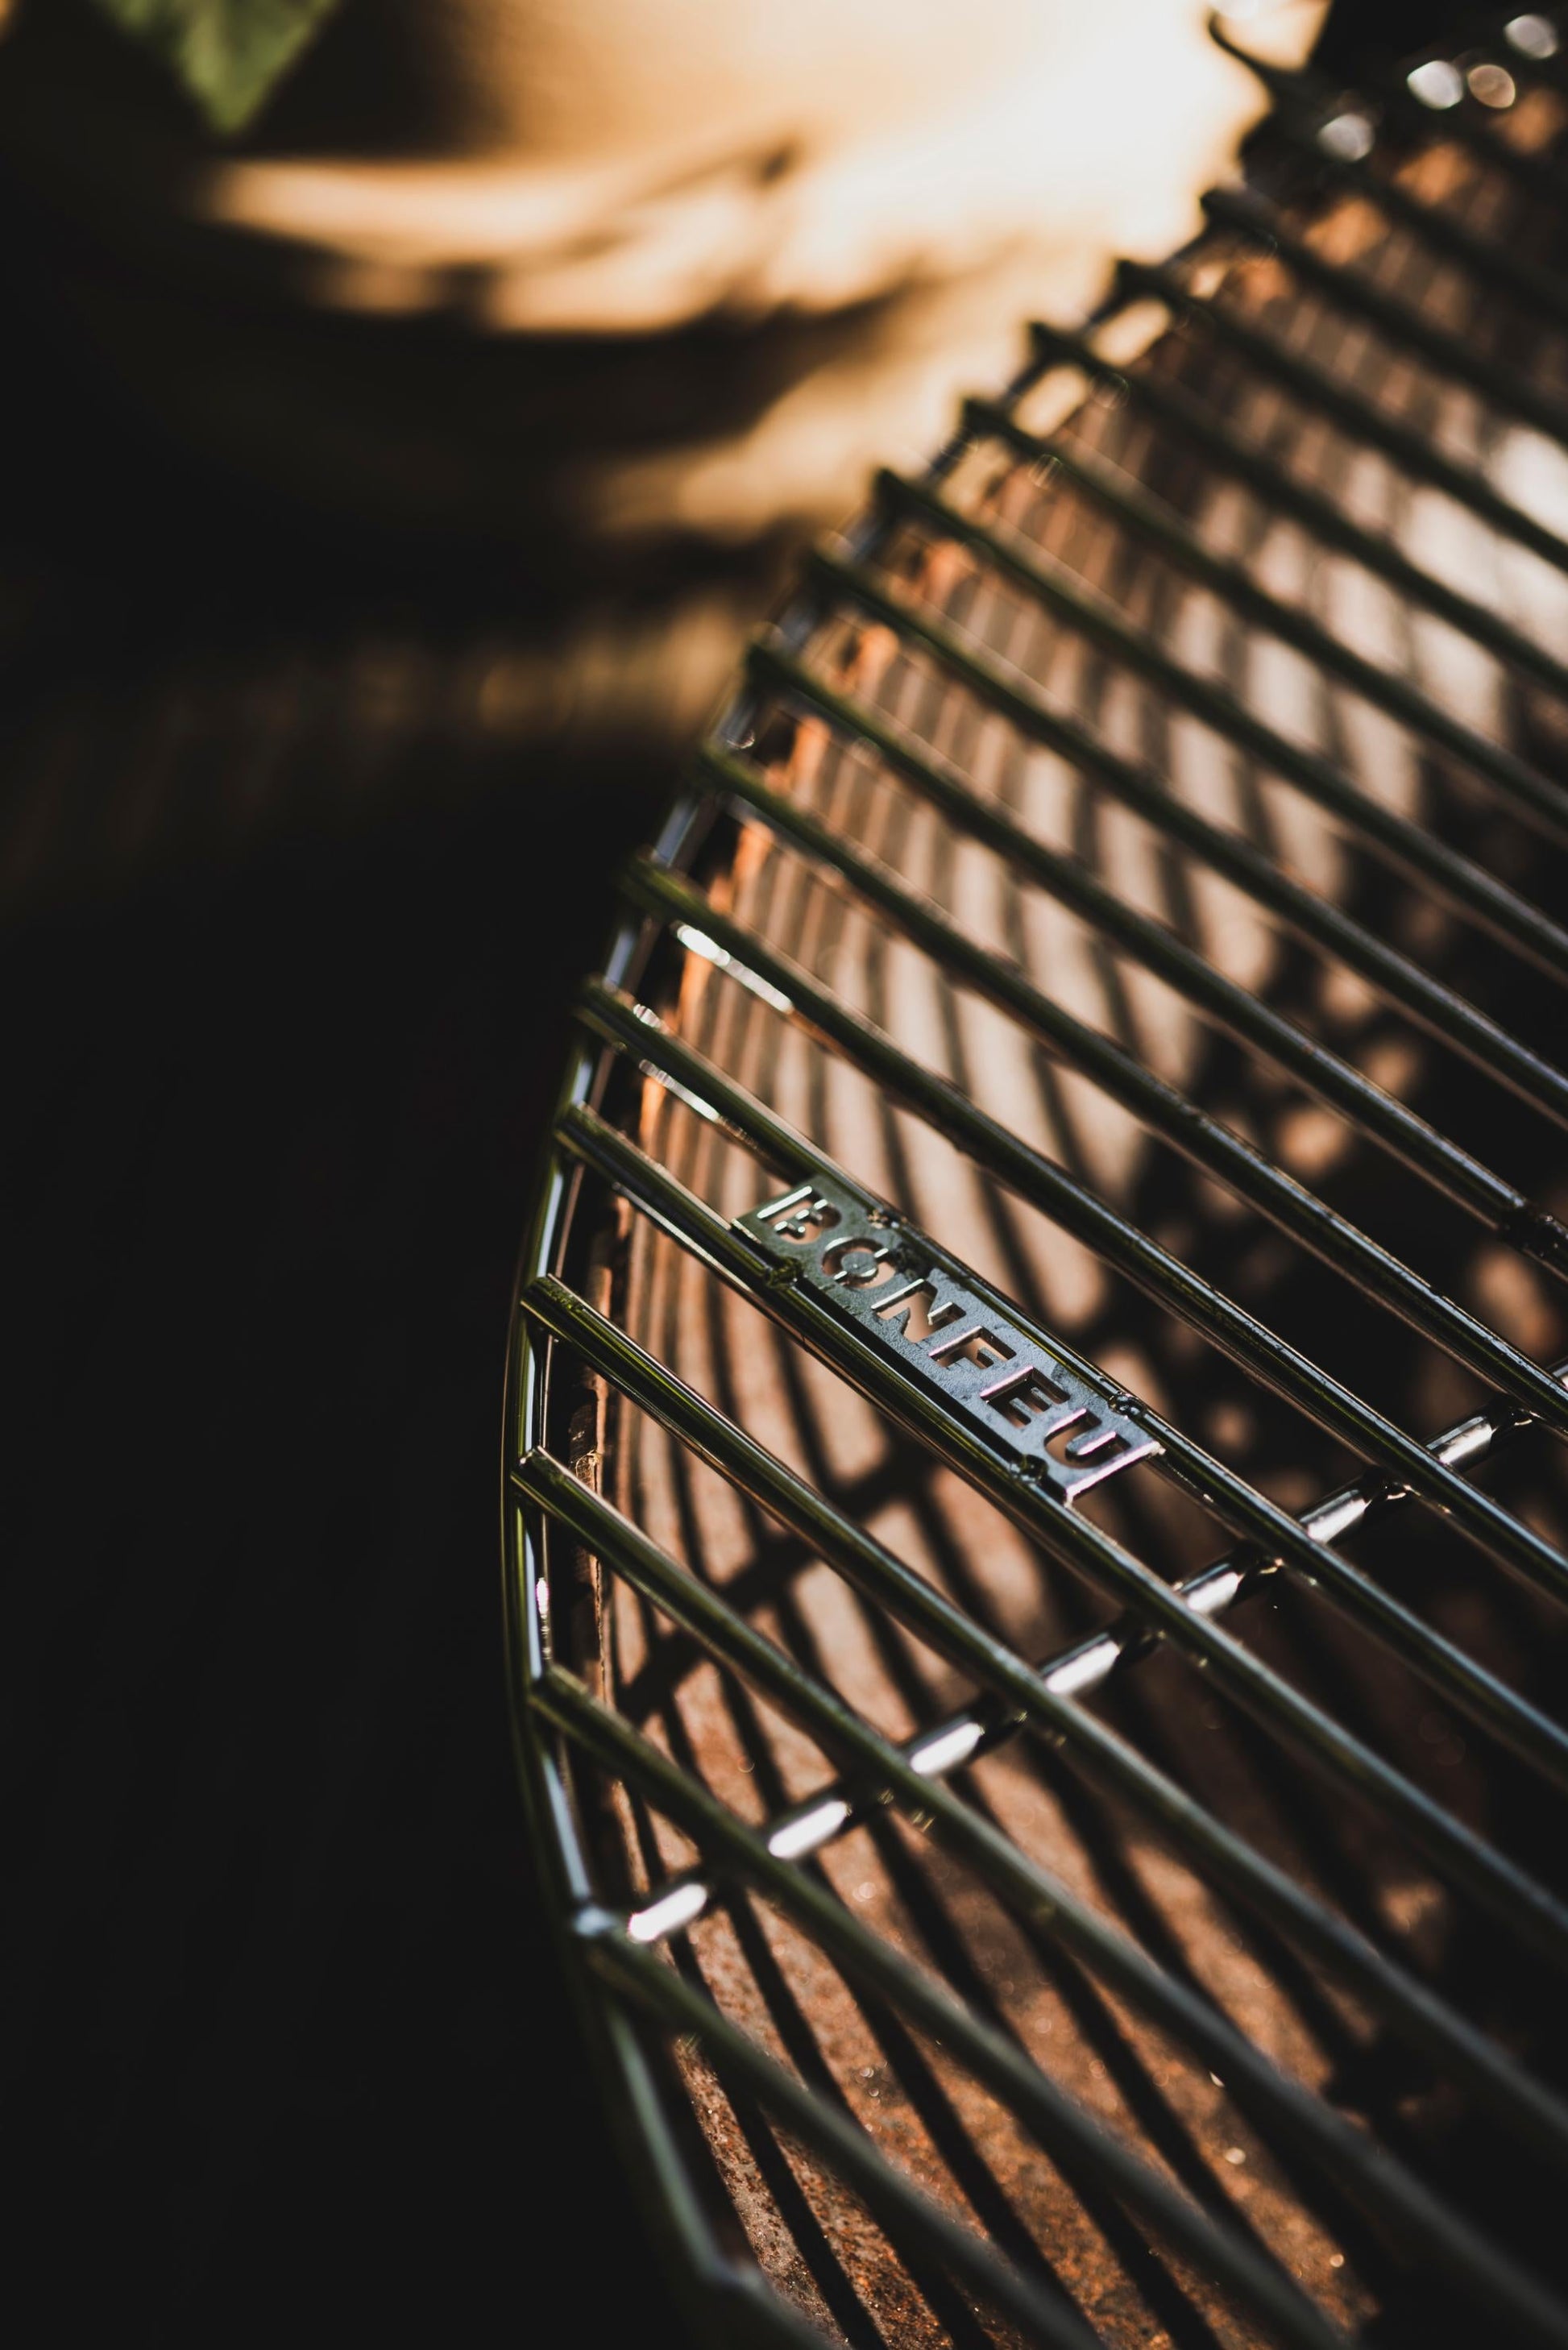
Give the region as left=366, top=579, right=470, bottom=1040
left=1306, top=136, right=1568, bottom=324
left=1379, top=57, right=1568, bottom=215
left=579, top=975, right=1568, bottom=1788
left=628, top=845, right=1568, bottom=1637
left=810, top=546, right=1568, bottom=1131
left=567, top=1905, right=1112, bottom=2350
left=1202, top=182, right=1568, bottom=447
left=545, top=1669, right=1343, bottom=2350
left=699, top=739, right=1568, bottom=1454
left=1116, top=254, right=1568, bottom=578
left=558, top=1095, right=1568, bottom=1962
left=873, top=472, right=1568, bottom=980
left=525, top=1267, right=1568, bottom=2173
left=958, top=399, right=1568, bottom=848
left=1205, top=29, right=1568, bottom=332
left=748, top=635, right=1568, bottom=1263
left=521, top=1459, right=1568, bottom=2350
left=1027, top=318, right=1568, bottom=707
left=1205, top=20, right=1568, bottom=274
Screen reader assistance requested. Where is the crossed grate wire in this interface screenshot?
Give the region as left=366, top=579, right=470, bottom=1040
left=505, top=15, right=1568, bottom=2345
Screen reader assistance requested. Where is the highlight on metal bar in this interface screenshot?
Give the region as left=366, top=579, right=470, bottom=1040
left=518, top=1457, right=1568, bottom=2350
left=558, top=1082, right=1568, bottom=1966
left=522, top=1265, right=1568, bottom=2174
left=504, top=36, right=1568, bottom=2343
left=687, top=742, right=1568, bottom=1459
left=551, top=1680, right=1339, bottom=2350
left=571, top=1896, right=1113, bottom=2350
left=1214, top=7, right=1568, bottom=213
left=745, top=632, right=1568, bottom=1266
left=1201, top=181, right=1568, bottom=447
left=576, top=967, right=1568, bottom=1797
left=1114, top=251, right=1568, bottom=578
left=1025, top=316, right=1568, bottom=706
left=955, top=398, right=1568, bottom=847
left=613, top=841, right=1568, bottom=1639
left=807, top=544, right=1568, bottom=1127
left=869, top=470, right=1568, bottom=973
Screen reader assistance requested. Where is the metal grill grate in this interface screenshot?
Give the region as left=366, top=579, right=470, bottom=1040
left=504, top=16, right=1568, bottom=2345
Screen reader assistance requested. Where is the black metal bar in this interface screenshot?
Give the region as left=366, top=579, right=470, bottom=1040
left=695, top=741, right=1568, bottom=1447
left=521, top=1463, right=1568, bottom=2350
left=545, top=1671, right=1334, bottom=2350
left=621, top=842, right=1568, bottom=1630
left=1387, top=60, right=1568, bottom=214
left=746, top=634, right=1568, bottom=1271
left=1202, top=181, right=1568, bottom=446
left=557, top=1094, right=1568, bottom=1963
left=1211, top=15, right=1568, bottom=227
left=959, top=397, right=1568, bottom=846
left=809, top=546, right=1568, bottom=1131
left=1205, top=10, right=1568, bottom=318
left=525, top=1270, right=1568, bottom=2173
left=1027, top=317, right=1568, bottom=706
left=568, top=1909, right=1112, bottom=2350
left=1220, top=70, right=1568, bottom=334
left=871, top=471, right=1568, bottom=981
left=1116, top=253, right=1568, bottom=578
left=578, top=974, right=1568, bottom=1783
left=504, top=40, right=1568, bottom=2344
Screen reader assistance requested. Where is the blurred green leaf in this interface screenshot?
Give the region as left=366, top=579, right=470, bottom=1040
left=89, top=0, right=342, bottom=134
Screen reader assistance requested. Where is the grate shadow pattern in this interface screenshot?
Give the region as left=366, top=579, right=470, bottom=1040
left=505, top=15, right=1568, bottom=2344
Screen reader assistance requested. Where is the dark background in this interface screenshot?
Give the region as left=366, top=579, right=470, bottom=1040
left=2, top=1, right=1452, bottom=2340
left=0, top=255, right=695, bottom=2338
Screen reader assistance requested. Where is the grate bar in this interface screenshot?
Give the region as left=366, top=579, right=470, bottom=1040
left=520, top=1457, right=1568, bottom=2350
left=566, top=1902, right=1111, bottom=2350
left=810, top=546, right=1568, bottom=1130
left=1027, top=318, right=1568, bottom=707
left=509, top=53, right=1568, bottom=2335
left=1206, top=19, right=1568, bottom=269
left=541, top=1670, right=1336, bottom=2350
left=1116, top=254, right=1568, bottom=578
left=525, top=1267, right=1568, bottom=2172
left=1201, top=182, right=1568, bottom=447
left=747, top=635, right=1568, bottom=1261
left=1305, top=134, right=1568, bottom=324
left=1379, top=53, right=1568, bottom=215
left=958, top=398, right=1568, bottom=849
left=1206, top=24, right=1568, bottom=332
left=873, top=472, right=1568, bottom=976
left=699, top=738, right=1568, bottom=1450
left=557, top=1094, right=1568, bottom=1962
left=627, top=845, right=1568, bottom=1638
left=578, top=974, right=1568, bottom=1787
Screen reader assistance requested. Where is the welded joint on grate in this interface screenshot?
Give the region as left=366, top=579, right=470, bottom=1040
left=550, top=1091, right=1568, bottom=1964
left=799, top=543, right=1568, bottom=1122
left=744, top=631, right=1568, bottom=1270
left=516, top=1455, right=1568, bottom=2350
left=606, top=1358, right=1538, bottom=1954
left=620, top=849, right=1568, bottom=1651
left=512, top=41, right=1568, bottom=2350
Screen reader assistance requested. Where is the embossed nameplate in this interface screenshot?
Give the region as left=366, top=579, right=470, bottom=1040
left=736, top=1174, right=1159, bottom=1502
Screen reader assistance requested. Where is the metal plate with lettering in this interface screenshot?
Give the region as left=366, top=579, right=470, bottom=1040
left=737, top=1174, right=1160, bottom=1503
